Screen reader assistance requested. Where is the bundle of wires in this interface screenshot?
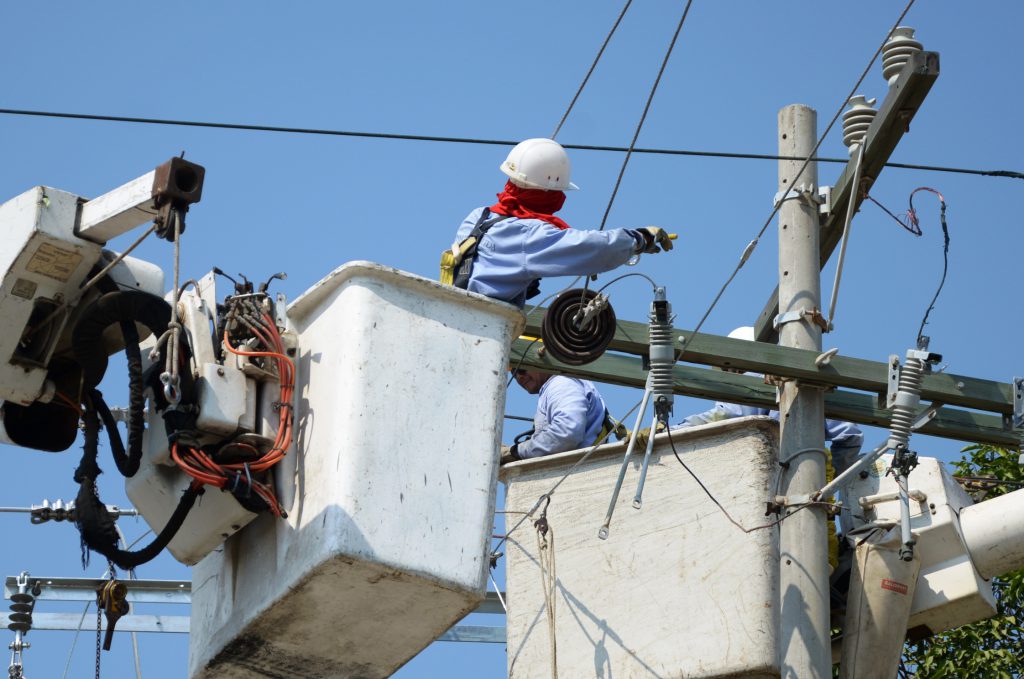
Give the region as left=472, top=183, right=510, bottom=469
left=169, top=295, right=295, bottom=518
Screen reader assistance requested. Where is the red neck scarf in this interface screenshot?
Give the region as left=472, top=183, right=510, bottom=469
left=489, top=180, right=571, bottom=230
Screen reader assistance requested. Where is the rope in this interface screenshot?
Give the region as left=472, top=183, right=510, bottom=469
left=551, top=0, right=634, bottom=140
left=534, top=502, right=558, bottom=679
left=673, top=0, right=917, bottom=357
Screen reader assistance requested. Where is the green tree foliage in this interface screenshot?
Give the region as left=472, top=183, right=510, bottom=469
left=900, top=445, right=1024, bottom=678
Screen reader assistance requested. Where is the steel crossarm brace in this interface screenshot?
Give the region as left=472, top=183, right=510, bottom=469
left=30, top=612, right=190, bottom=634
left=3, top=576, right=191, bottom=604
left=523, top=309, right=1013, bottom=417
left=510, top=338, right=1017, bottom=447
left=753, top=50, right=941, bottom=343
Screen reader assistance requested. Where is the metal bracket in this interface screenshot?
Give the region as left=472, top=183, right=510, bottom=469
left=773, top=183, right=821, bottom=210
left=886, top=354, right=900, bottom=409
left=773, top=307, right=829, bottom=333
left=817, top=185, right=832, bottom=217
left=911, top=402, right=943, bottom=431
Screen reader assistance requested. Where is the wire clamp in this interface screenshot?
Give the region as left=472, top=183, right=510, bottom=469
left=773, top=307, right=829, bottom=332
left=772, top=183, right=821, bottom=210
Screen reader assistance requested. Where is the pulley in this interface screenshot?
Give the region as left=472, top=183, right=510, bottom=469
left=541, top=288, right=616, bottom=366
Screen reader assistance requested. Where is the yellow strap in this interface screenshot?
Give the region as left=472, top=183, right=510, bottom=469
left=438, top=237, right=479, bottom=285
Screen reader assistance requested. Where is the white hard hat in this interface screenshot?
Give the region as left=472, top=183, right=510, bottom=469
left=500, top=138, right=579, bottom=191
left=727, top=326, right=755, bottom=341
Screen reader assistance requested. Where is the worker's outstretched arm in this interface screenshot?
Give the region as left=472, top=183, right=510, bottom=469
left=521, top=223, right=653, bottom=280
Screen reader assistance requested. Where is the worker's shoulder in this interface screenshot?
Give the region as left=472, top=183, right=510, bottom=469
left=545, top=375, right=597, bottom=393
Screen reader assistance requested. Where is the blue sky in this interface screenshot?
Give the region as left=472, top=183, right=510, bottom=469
left=1, top=1, right=1022, bottom=677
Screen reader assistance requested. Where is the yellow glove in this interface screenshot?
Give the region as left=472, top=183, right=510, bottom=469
left=637, top=227, right=675, bottom=253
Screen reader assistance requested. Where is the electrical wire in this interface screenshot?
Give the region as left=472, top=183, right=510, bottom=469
left=551, top=0, right=634, bottom=140
left=1, top=107, right=1019, bottom=180
left=865, top=187, right=950, bottom=344
left=491, top=396, right=644, bottom=558
left=597, top=0, right=693, bottom=233
left=909, top=188, right=950, bottom=344
left=667, top=426, right=820, bottom=533
left=673, top=0, right=918, bottom=360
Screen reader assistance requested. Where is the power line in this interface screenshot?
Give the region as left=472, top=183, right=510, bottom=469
left=0, top=107, right=1020, bottom=180
left=552, top=0, right=634, bottom=140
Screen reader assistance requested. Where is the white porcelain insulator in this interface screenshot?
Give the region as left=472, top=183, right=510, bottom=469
left=842, top=95, right=878, bottom=155
left=882, top=27, right=923, bottom=86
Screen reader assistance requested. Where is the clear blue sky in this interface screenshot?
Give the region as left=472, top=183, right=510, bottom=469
left=1, top=1, right=1021, bottom=676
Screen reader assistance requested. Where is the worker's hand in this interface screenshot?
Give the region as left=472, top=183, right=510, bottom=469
left=637, top=227, right=674, bottom=254
left=500, top=444, right=521, bottom=466
left=628, top=421, right=668, bottom=448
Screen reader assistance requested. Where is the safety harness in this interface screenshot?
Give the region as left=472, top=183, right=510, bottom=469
left=440, top=208, right=512, bottom=289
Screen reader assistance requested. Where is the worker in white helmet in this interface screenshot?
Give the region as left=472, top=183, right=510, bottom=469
left=501, top=367, right=610, bottom=464
left=441, top=138, right=674, bottom=307
left=676, top=326, right=864, bottom=474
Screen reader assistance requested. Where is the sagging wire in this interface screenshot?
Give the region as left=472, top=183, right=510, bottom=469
left=667, top=427, right=827, bottom=533
left=674, top=0, right=917, bottom=358
left=866, top=187, right=950, bottom=345
left=551, top=0, right=634, bottom=140
left=579, top=0, right=695, bottom=310
left=595, top=272, right=659, bottom=295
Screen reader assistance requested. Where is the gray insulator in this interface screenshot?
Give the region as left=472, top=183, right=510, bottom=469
left=888, top=357, right=924, bottom=449
left=882, top=27, right=923, bottom=86
left=842, top=95, right=878, bottom=155
left=648, top=303, right=675, bottom=406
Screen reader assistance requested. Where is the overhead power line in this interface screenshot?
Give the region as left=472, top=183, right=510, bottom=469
left=0, top=107, right=1020, bottom=180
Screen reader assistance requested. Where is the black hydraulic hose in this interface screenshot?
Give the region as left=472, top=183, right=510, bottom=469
left=72, top=290, right=170, bottom=390
left=74, top=395, right=202, bottom=570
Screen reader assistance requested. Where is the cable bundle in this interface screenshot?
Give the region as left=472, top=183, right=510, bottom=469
left=170, top=295, right=295, bottom=518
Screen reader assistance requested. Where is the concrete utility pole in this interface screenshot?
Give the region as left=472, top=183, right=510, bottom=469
left=776, top=104, right=830, bottom=679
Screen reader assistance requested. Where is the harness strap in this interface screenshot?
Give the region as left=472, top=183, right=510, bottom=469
left=440, top=208, right=515, bottom=289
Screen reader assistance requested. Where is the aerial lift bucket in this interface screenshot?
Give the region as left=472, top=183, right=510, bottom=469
left=188, top=262, right=524, bottom=678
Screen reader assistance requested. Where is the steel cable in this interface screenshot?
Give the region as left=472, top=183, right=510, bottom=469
left=0, top=108, right=1019, bottom=179
left=673, top=0, right=918, bottom=361
left=551, top=0, right=634, bottom=140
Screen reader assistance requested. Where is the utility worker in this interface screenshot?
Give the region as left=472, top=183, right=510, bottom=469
left=675, top=326, right=864, bottom=475
left=502, top=368, right=609, bottom=463
left=442, top=138, right=674, bottom=307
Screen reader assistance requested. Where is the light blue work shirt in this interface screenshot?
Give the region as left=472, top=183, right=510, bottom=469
left=517, top=376, right=607, bottom=459
left=454, top=207, right=642, bottom=308
left=677, top=403, right=864, bottom=474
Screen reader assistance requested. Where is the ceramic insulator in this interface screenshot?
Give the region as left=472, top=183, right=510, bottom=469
left=842, top=95, right=878, bottom=155
left=882, top=27, right=923, bottom=86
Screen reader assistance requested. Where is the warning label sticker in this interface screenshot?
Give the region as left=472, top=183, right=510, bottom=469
left=11, top=278, right=37, bottom=299
left=26, top=242, right=83, bottom=282
left=881, top=578, right=909, bottom=595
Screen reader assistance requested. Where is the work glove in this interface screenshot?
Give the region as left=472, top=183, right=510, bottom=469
left=627, top=421, right=668, bottom=448
left=636, top=227, right=674, bottom=254
left=499, top=444, right=521, bottom=466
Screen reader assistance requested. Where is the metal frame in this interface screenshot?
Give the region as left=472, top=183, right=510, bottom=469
left=4, top=576, right=507, bottom=642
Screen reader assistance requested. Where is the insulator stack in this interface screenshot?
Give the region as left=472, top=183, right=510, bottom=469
left=842, top=95, right=878, bottom=155
left=648, top=289, right=674, bottom=420
left=882, top=27, right=923, bottom=86
left=7, top=596, right=33, bottom=636
left=887, top=356, right=924, bottom=450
